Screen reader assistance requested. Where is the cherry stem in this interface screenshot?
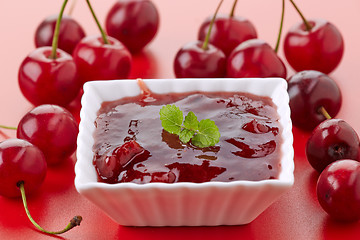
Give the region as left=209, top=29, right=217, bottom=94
left=0, top=124, right=17, bottom=130
left=202, top=0, right=224, bottom=50
left=50, top=0, right=69, bottom=59
left=86, top=0, right=109, bottom=44
left=318, top=106, right=332, bottom=120
left=274, top=0, right=285, bottom=53
left=18, top=181, right=82, bottom=235
left=289, top=0, right=312, bottom=31
left=229, top=0, right=238, bottom=18
left=67, top=0, right=77, bottom=16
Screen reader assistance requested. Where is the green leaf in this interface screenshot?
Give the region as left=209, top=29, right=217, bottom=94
left=179, top=129, right=195, bottom=143
left=159, top=105, right=183, bottom=135
left=183, top=111, right=199, bottom=131
left=191, top=119, right=220, bottom=148
left=159, top=104, right=220, bottom=148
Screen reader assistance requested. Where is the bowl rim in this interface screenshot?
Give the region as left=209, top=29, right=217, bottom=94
left=75, top=78, right=294, bottom=191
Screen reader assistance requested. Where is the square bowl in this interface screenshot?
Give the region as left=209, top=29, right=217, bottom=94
left=74, top=78, right=294, bottom=226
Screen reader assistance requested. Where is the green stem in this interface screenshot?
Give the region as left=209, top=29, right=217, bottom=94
left=274, top=0, right=285, bottom=53
left=229, top=0, right=238, bottom=18
left=86, top=0, right=109, bottom=44
left=0, top=125, right=17, bottom=130
left=289, top=0, right=312, bottom=31
left=18, top=181, right=82, bottom=235
left=202, top=0, right=224, bottom=50
left=318, top=106, right=332, bottom=120
left=50, top=0, right=69, bottom=59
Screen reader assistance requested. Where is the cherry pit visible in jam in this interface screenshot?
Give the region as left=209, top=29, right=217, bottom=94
left=92, top=81, right=283, bottom=184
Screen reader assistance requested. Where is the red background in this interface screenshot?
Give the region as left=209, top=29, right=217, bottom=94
left=1, top=0, right=360, bottom=239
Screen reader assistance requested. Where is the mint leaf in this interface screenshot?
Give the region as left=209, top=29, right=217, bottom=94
left=183, top=111, right=198, bottom=131
left=179, top=129, right=195, bottom=143
left=159, top=105, right=183, bottom=135
left=159, top=104, right=220, bottom=148
left=191, top=119, right=220, bottom=148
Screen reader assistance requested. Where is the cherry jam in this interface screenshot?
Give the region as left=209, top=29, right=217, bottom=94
left=92, top=89, right=282, bottom=184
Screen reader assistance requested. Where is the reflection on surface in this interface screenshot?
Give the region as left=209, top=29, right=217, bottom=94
left=129, top=49, right=158, bottom=79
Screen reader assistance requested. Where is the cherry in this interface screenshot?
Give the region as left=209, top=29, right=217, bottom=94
left=0, top=139, right=47, bottom=198
left=0, top=138, right=82, bottom=234
left=17, top=104, right=79, bottom=165
left=18, top=0, right=80, bottom=107
left=284, top=0, right=344, bottom=74
left=72, top=0, right=132, bottom=84
left=105, top=0, right=160, bottom=53
left=226, top=39, right=287, bottom=78
left=226, top=0, right=286, bottom=78
left=287, top=70, right=342, bottom=131
left=306, top=119, right=360, bottom=173
left=198, top=0, right=257, bottom=57
left=173, top=0, right=226, bottom=78
left=94, top=140, right=149, bottom=183
left=72, top=36, right=132, bottom=84
left=317, top=160, right=360, bottom=222
left=18, top=47, right=80, bottom=107
left=35, top=15, right=86, bottom=54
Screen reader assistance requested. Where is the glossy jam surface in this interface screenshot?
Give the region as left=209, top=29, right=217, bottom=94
left=92, top=89, right=283, bottom=184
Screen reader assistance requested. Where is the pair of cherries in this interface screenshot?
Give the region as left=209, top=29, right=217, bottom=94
left=0, top=104, right=78, bottom=197
left=0, top=104, right=80, bottom=234
left=18, top=0, right=159, bottom=108
left=173, top=0, right=343, bottom=79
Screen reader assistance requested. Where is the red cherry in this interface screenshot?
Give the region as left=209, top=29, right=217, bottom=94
left=284, top=19, right=344, bottom=74
left=227, top=39, right=287, bottom=78
left=17, top=104, right=79, bottom=165
left=105, top=0, right=159, bottom=53
left=284, top=0, right=344, bottom=74
left=0, top=139, right=47, bottom=198
left=317, top=160, right=360, bottom=222
left=18, top=47, right=81, bottom=107
left=173, top=41, right=226, bottom=78
left=287, top=70, right=342, bottom=131
left=173, top=0, right=226, bottom=78
left=198, top=14, right=257, bottom=57
left=306, top=119, right=360, bottom=173
left=72, top=35, right=132, bottom=84
left=35, top=15, right=86, bottom=54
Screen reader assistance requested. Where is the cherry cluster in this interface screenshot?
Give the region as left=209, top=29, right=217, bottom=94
left=0, top=0, right=160, bottom=235
left=173, top=0, right=360, bottom=222
left=19, top=0, right=159, bottom=112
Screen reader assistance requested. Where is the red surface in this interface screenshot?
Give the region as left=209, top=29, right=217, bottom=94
left=1, top=0, right=360, bottom=239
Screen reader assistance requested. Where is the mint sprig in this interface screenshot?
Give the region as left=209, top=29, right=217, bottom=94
left=159, top=105, right=220, bottom=148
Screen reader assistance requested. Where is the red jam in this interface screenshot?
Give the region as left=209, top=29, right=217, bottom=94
left=92, top=86, right=283, bottom=184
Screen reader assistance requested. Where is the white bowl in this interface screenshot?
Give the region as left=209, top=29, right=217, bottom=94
left=75, top=78, right=294, bottom=226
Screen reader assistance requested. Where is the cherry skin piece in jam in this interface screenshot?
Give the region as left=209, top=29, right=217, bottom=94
left=198, top=14, right=257, bottom=57
left=95, top=140, right=149, bottom=183
left=17, top=104, right=79, bottom=165
left=284, top=19, right=344, bottom=74
left=306, top=119, right=360, bottom=173
left=317, top=159, right=360, bottom=222
left=18, top=47, right=81, bottom=107
left=0, top=139, right=47, bottom=198
left=105, top=0, right=159, bottom=53
left=35, top=15, right=86, bottom=54
left=72, top=35, right=132, bottom=84
left=227, top=39, right=287, bottom=78
left=173, top=41, right=226, bottom=78
left=287, top=70, right=342, bottom=131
